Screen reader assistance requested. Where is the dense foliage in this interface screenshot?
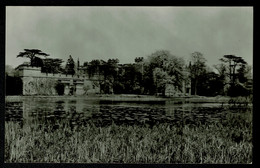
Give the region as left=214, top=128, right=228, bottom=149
left=219, top=55, right=252, bottom=97
left=17, top=49, right=49, bottom=67
left=143, top=50, right=186, bottom=95
left=65, top=55, right=75, bottom=75
left=14, top=49, right=252, bottom=97
left=42, top=58, right=63, bottom=74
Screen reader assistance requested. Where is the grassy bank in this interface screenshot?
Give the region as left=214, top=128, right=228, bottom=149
left=5, top=112, right=252, bottom=163
left=5, top=94, right=233, bottom=103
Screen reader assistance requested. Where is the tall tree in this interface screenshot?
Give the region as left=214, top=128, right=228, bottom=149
left=144, top=50, right=185, bottom=95
left=17, top=49, right=49, bottom=67
left=219, top=55, right=248, bottom=96
left=86, top=60, right=102, bottom=77
left=42, top=58, right=64, bottom=74
left=104, top=58, right=119, bottom=80
left=163, top=55, right=185, bottom=89
left=120, top=63, right=142, bottom=94
left=214, top=63, right=228, bottom=95
left=220, top=55, right=247, bottom=86
left=65, top=55, right=75, bottom=75
left=153, top=67, right=169, bottom=94
left=188, top=52, right=207, bottom=95
left=104, top=59, right=119, bottom=93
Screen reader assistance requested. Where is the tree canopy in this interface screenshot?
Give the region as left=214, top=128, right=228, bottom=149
left=188, top=52, right=207, bottom=95
left=219, top=55, right=249, bottom=96
left=143, top=50, right=186, bottom=95
left=17, top=49, right=49, bottom=67
left=13, top=48, right=252, bottom=97
left=65, top=55, right=75, bottom=75
left=42, top=58, right=64, bottom=74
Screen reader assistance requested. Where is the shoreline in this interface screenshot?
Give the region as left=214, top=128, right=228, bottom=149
left=5, top=94, right=232, bottom=103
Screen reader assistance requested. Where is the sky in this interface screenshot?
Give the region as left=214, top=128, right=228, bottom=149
left=6, top=6, right=253, bottom=69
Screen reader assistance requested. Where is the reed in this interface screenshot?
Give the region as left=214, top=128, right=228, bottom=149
left=5, top=109, right=252, bottom=164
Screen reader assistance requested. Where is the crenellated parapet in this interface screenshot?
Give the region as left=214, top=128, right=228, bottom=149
left=17, top=66, right=102, bottom=95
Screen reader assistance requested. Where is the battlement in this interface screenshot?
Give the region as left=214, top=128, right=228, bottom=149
left=16, top=66, right=102, bottom=95
left=17, top=66, right=101, bottom=80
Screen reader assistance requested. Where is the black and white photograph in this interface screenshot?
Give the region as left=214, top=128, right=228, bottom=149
left=4, top=6, right=253, bottom=164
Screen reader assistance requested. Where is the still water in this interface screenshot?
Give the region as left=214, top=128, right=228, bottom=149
left=5, top=98, right=252, bottom=128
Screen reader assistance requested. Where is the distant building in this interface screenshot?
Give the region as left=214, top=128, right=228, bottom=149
left=16, top=64, right=101, bottom=96
left=16, top=57, right=191, bottom=97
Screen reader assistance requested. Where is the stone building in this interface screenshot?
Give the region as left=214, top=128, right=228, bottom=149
left=16, top=59, right=191, bottom=97
left=16, top=65, right=101, bottom=96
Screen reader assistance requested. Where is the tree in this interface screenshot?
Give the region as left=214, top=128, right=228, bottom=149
left=86, top=60, right=102, bottom=77
left=120, top=64, right=142, bottom=94
left=65, top=55, right=75, bottom=75
left=188, top=52, right=207, bottom=95
left=103, top=59, right=119, bottom=93
left=42, top=58, right=63, bottom=74
left=17, top=49, right=49, bottom=67
left=85, top=58, right=119, bottom=94
left=213, top=63, right=228, bottom=95
left=220, top=55, right=247, bottom=86
left=195, top=71, right=225, bottom=96
left=143, top=50, right=185, bottom=95
left=103, top=59, right=119, bottom=80
left=163, top=55, right=185, bottom=90
left=153, top=67, right=169, bottom=94
left=214, top=63, right=227, bottom=80
left=220, top=55, right=248, bottom=96
left=237, top=64, right=252, bottom=83
left=135, top=57, right=144, bottom=63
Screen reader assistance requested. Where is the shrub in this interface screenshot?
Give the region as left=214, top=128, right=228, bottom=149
left=228, top=84, right=249, bottom=97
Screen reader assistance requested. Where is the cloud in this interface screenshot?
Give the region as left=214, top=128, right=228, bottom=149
left=6, top=7, right=253, bottom=68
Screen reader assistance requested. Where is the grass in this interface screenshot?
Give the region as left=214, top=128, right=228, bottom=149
left=5, top=108, right=252, bottom=164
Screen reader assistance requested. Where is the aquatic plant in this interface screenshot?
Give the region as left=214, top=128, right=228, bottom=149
left=5, top=110, right=252, bottom=163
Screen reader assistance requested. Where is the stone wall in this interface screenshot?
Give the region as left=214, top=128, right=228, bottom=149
left=22, top=77, right=101, bottom=96
left=22, top=77, right=57, bottom=95
left=18, top=66, right=102, bottom=96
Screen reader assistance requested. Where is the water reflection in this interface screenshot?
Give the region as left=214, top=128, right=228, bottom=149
left=5, top=99, right=251, bottom=128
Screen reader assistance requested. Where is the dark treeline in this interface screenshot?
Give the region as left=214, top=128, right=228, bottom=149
left=6, top=49, right=253, bottom=97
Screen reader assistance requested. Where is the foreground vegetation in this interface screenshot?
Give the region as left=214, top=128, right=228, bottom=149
left=5, top=108, right=252, bottom=163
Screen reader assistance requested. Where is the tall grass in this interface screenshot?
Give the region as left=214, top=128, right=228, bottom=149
left=5, top=108, right=252, bottom=164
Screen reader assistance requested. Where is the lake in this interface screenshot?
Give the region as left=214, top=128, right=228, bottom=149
left=5, top=97, right=251, bottom=128
left=4, top=97, right=253, bottom=163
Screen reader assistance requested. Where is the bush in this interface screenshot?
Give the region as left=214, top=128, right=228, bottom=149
left=228, top=84, right=249, bottom=97
left=113, top=82, right=124, bottom=94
